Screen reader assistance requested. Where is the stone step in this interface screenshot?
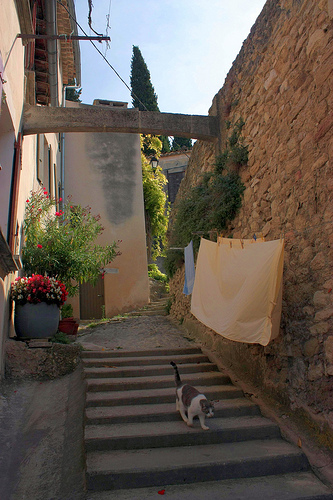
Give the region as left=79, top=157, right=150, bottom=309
left=82, top=353, right=210, bottom=367
left=86, top=439, right=309, bottom=491
left=86, top=472, right=333, bottom=499
left=84, top=361, right=218, bottom=379
left=85, top=415, right=281, bottom=452
left=86, top=384, right=243, bottom=407
left=81, top=347, right=201, bottom=358
left=85, top=398, right=261, bottom=425
left=130, top=309, right=167, bottom=316
left=85, top=371, right=230, bottom=392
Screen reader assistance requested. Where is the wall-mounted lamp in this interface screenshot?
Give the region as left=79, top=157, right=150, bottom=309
left=150, top=156, right=159, bottom=172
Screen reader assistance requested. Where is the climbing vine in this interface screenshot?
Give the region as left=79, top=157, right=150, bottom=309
left=165, top=119, right=248, bottom=277
left=141, top=135, right=169, bottom=261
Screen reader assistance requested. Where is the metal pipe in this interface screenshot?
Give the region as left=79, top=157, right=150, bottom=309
left=18, top=34, right=110, bottom=41
left=45, top=0, right=58, bottom=107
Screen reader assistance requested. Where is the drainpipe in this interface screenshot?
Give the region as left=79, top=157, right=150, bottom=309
left=45, top=0, right=58, bottom=107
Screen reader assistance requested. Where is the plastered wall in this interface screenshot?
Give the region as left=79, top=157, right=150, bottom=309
left=64, top=102, right=149, bottom=318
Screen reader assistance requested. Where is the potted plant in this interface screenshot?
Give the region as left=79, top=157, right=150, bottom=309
left=14, top=188, right=120, bottom=336
left=11, top=274, right=68, bottom=339
left=58, top=304, right=79, bottom=337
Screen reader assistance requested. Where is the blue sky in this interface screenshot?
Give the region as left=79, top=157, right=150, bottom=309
left=74, top=0, right=267, bottom=115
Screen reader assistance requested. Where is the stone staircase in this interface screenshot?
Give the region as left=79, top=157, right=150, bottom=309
left=82, top=347, right=333, bottom=499
left=127, top=297, right=169, bottom=317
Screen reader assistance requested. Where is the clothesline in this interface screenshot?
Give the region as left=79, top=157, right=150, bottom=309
left=169, top=220, right=332, bottom=251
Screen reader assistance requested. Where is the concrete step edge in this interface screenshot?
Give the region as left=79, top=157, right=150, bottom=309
left=86, top=440, right=309, bottom=491
left=85, top=373, right=231, bottom=392
left=84, top=416, right=281, bottom=451
left=85, top=471, right=333, bottom=500
left=82, top=354, right=210, bottom=367
left=85, top=385, right=243, bottom=407
left=81, top=347, right=202, bottom=359
left=83, top=362, right=218, bottom=378
left=85, top=399, right=261, bottom=424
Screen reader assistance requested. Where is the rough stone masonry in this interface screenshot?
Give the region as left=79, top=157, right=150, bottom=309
left=169, top=0, right=333, bottom=442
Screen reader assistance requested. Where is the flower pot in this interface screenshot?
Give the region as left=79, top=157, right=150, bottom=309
left=58, top=318, right=79, bottom=336
left=14, top=302, right=60, bottom=339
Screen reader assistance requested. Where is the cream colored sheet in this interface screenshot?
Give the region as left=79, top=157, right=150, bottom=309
left=191, top=237, right=284, bottom=346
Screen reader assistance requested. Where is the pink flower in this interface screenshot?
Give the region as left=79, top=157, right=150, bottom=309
left=26, top=199, right=30, bottom=203
left=59, top=197, right=62, bottom=201
left=37, top=244, right=43, bottom=249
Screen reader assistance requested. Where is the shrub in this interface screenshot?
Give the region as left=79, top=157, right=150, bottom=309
left=22, top=188, right=120, bottom=296
left=148, top=263, right=167, bottom=282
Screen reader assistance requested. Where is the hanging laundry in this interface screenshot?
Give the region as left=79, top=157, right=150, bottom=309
left=183, top=240, right=195, bottom=295
left=191, top=237, right=284, bottom=346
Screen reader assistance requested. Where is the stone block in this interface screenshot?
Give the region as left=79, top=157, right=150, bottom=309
left=329, top=0, right=333, bottom=18
left=325, top=335, right=333, bottom=357
left=315, top=307, right=333, bottom=322
left=299, top=247, right=313, bottom=265
left=310, top=252, right=326, bottom=270
left=303, top=338, right=320, bottom=357
left=313, top=290, right=330, bottom=307
left=306, top=29, right=326, bottom=56
left=307, top=361, right=324, bottom=381
left=310, top=322, right=330, bottom=335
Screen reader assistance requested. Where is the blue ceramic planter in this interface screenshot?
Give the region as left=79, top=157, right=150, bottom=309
left=14, top=302, right=60, bottom=339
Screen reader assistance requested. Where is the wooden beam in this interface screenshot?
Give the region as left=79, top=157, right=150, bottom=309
left=23, top=104, right=219, bottom=141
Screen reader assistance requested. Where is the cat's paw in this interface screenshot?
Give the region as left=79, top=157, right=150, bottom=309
left=201, top=425, right=209, bottom=430
left=187, top=421, right=193, bottom=427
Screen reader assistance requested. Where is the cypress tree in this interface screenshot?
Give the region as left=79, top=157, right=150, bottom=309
left=171, top=137, right=193, bottom=151
left=130, top=45, right=170, bottom=152
left=130, top=46, right=159, bottom=111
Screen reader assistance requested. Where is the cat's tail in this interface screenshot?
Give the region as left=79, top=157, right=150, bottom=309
left=170, top=361, right=182, bottom=387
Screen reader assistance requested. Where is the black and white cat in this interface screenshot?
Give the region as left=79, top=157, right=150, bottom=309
left=170, top=361, right=214, bottom=430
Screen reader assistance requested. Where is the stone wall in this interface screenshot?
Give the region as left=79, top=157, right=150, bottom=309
left=169, top=0, right=333, bottom=435
left=5, top=340, right=82, bottom=379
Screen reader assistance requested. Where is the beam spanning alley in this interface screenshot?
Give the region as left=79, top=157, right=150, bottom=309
left=23, top=104, right=219, bottom=141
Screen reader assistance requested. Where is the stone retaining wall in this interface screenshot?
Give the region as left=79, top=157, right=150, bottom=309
left=169, top=0, right=333, bottom=435
left=5, top=340, right=82, bottom=379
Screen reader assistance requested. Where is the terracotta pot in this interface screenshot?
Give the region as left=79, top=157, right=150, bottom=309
left=58, top=318, right=79, bottom=336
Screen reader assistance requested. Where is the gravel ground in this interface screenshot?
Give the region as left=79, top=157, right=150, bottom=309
left=77, top=315, right=197, bottom=351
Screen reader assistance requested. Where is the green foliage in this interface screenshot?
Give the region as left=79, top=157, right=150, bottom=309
left=164, top=249, right=184, bottom=279
left=130, top=46, right=159, bottom=111
left=171, top=137, right=193, bottom=151
left=148, top=263, right=167, bottom=282
left=22, top=189, right=119, bottom=296
left=61, top=303, right=73, bottom=318
left=65, top=79, right=82, bottom=102
left=165, top=297, right=173, bottom=315
left=130, top=47, right=170, bottom=154
left=50, top=332, right=71, bottom=344
left=141, top=139, right=169, bottom=260
left=167, top=119, right=248, bottom=271
left=160, top=135, right=170, bottom=153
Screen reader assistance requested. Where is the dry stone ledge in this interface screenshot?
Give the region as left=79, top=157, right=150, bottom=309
left=5, top=339, right=81, bottom=379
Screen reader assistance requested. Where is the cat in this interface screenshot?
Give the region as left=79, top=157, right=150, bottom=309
left=170, top=361, right=214, bottom=430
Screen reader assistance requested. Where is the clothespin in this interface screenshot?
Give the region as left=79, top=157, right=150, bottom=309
left=229, top=240, right=232, bottom=248
left=240, top=240, right=244, bottom=249
left=253, top=234, right=257, bottom=241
